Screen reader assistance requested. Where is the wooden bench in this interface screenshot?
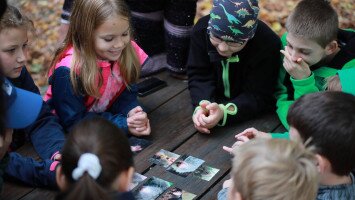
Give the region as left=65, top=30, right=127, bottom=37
left=2, top=71, right=284, bottom=200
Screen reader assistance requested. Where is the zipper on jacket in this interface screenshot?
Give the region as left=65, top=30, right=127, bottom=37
left=221, top=55, right=239, bottom=98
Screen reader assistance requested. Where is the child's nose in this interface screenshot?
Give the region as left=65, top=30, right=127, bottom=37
left=113, top=38, right=124, bottom=48
left=290, top=50, right=301, bottom=62
left=16, top=50, right=26, bottom=63
left=217, top=42, right=229, bottom=52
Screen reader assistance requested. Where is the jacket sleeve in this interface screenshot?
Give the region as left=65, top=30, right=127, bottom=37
left=50, top=67, right=130, bottom=133
left=13, top=68, right=66, bottom=160
left=226, top=51, right=281, bottom=124
left=187, top=27, right=217, bottom=107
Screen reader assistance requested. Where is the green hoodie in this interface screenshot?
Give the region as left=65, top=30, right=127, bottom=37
left=275, top=30, right=355, bottom=129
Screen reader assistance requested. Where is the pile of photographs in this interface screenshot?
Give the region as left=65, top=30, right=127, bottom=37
left=129, top=149, right=220, bottom=200
left=132, top=176, right=197, bottom=200
left=149, top=149, right=220, bottom=181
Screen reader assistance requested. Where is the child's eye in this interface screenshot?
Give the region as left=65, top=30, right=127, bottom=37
left=300, top=50, right=310, bottom=55
left=5, top=48, right=16, bottom=53
left=287, top=43, right=293, bottom=49
left=104, top=38, right=113, bottom=42
left=23, top=43, right=28, bottom=48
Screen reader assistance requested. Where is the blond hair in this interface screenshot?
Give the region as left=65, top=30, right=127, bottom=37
left=230, top=139, right=318, bottom=200
left=51, top=0, right=140, bottom=98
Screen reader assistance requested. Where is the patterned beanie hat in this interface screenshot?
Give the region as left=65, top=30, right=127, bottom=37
left=208, top=0, right=259, bottom=44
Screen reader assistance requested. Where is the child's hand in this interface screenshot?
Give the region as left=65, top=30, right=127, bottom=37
left=0, top=129, right=13, bottom=159
left=281, top=47, right=311, bottom=80
left=129, top=119, right=151, bottom=136
left=199, top=103, right=224, bottom=129
left=127, top=106, right=143, bottom=118
left=127, top=106, right=151, bottom=136
left=222, top=179, right=232, bottom=189
left=192, top=104, right=210, bottom=134
left=222, top=127, right=270, bottom=154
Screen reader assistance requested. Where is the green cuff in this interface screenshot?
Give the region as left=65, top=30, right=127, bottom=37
left=218, top=103, right=238, bottom=126
left=193, top=100, right=211, bottom=116
left=270, top=132, right=290, bottom=139
left=290, top=72, right=315, bottom=86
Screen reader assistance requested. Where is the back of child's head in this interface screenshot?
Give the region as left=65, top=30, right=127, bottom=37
left=0, top=5, right=32, bottom=32
left=286, top=0, right=338, bottom=47
left=230, top=138, right=318, bottom=200
left=59, top=117, right=134, bottom=200
left=54, top=0, right=140, bottom=97
left=287, top=91, right=355, bottom=176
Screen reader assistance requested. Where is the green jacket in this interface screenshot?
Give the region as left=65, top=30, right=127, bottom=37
left=275, top=29, right=355, bottom=129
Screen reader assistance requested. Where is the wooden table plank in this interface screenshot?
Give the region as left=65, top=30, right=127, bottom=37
left=19, top=189, right=57, bottom=200
left=143, top=113, right=281, bottom=198
left=134, top=89, right=195, bottom=173
left=138, top=72, right=188, bottom=113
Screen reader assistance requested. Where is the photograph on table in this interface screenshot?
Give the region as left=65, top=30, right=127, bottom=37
left=134, top=176, right=173, bottom=200
left=149, top=149, right=181, bottom=168
left=193, top=164, right=220, bottom=181
left=129, top=173, right=147, bottom=190
left=157, top=187, right=197, bottom=200
left=166, top=155, right=205, bottom=177
left=129, top=137, right=152, bottom=155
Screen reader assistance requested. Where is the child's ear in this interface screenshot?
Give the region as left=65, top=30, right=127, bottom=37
left=315, top=154, right=331, bottom=174
left=56, top=165, right=68, bottom=191
left=325, top=40, right=338, bottom=55
left=114, top=167, right=135, bottom=192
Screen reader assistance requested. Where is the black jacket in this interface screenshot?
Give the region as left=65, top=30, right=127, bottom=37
left=187, top=15, right=281, bottom=124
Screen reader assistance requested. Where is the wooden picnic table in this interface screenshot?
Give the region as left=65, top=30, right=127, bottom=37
left=2, top=71, right=285, bottom=200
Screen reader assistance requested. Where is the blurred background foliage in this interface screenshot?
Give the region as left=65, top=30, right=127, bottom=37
left=7, top=0, right=355, bottom=87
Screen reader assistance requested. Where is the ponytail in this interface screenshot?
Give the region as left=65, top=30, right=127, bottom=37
left=60, top=174, right=110, bottom=200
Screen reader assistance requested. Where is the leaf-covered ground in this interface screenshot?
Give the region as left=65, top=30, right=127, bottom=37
left=7, top=0, right=355, bottom=87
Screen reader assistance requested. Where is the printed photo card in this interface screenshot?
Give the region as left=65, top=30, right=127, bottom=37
left=157, top=187, right=197, bottom=200
left=149, top=149, right=181, bottom=168
left=193, top=164, right=220, bottom=181
left=129, top=137, right=152, bottom=155
left=166, top=155, right=205, bottom=177
left=129, top=173, right=147, bottom=190
left=134, top=176, right=173, bottom=200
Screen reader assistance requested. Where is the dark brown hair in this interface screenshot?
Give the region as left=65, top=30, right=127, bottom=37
left=59, top=118, right=133, bottom=200
left=287, top=91, right=355, bottom=176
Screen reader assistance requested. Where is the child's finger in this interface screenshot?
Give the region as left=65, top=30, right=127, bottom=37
left=237, top=135, right=250, bottom=142
left=198, top=114, right=208, bottom=126
left=222, top=146, right=233, bottom=153
left=192, top=113, right=201, bottom=127
left=235, top=127, right=256, bottom=138
left=195, top=124, right=210, bottom=134
left=135, top=126, right=147, bottom=132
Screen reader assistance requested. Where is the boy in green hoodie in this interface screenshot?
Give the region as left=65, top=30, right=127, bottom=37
left=275, top=0, right=355, bottom=129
